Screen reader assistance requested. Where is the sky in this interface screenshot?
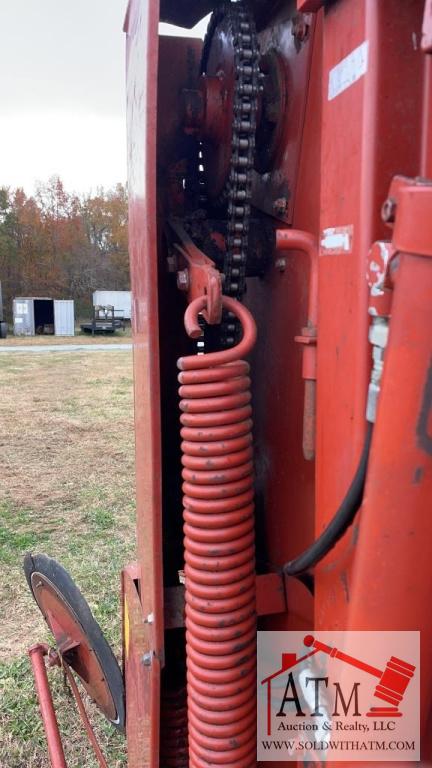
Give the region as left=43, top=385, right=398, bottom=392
left=0, top=0, right=208, bottom=197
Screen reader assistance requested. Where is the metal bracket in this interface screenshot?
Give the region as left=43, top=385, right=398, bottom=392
left=168, top=218, right=223, bottom=325
left=383, top=175, right=432, bottom=258
left=164, top=572, right=287, bottom=630
left=276, top=228, right=319, bottom=460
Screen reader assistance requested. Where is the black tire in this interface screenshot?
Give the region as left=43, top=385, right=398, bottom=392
left=0, top=321, right=8, bottom=339
left=23, top=553, right=125, bottom=730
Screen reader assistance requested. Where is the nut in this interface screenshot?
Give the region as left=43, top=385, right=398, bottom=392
left=273, top=197, right=287, bottom=217
left=176, top=269, right=189, bottom=291
left=292, top=14, right=310, bottom=42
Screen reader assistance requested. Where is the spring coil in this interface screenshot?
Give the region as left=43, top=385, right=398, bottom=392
left=178, top=296, right=257, bottom=768
left=160, top=686, right=189, bottom=768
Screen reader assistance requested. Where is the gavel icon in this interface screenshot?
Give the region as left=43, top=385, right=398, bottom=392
left=303, top=635, right=416, bottom=717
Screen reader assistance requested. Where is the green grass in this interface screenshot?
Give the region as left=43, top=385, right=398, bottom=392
left=0, top=350, right=135, bottom=767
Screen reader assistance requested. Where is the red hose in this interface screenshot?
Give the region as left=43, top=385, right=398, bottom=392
left=178, top=296, right=257, bottom=768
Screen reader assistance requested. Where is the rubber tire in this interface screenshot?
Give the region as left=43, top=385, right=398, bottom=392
left=23, top=553, right=125, bottom=731
left=0, top=321, right=7, bottom=339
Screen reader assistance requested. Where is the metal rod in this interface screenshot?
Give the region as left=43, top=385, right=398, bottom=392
left=63, top=664, right=109, bottom=768
left=28, top=645, right=67, bottom=768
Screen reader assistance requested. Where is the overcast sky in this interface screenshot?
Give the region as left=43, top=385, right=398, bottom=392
left=0, top=1, right=208, bottom=196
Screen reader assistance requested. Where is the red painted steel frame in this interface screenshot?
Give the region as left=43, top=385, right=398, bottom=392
left=315, top=0, right=424, bottom=628
left=29, top=645, right=67, bottom=768
left=123, top=1, right=432, bottom=767
left=124, top=1, right=163, bottom=766
left=349, top=250, right=432, bottom=757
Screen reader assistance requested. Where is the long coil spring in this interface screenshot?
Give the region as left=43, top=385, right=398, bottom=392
left=178, top=296, right=257, bottom=768
left=160, top=686, right=189, bottom=768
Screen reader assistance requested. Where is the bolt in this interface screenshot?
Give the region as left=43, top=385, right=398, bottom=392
left=381, top=197, right=397, bottom=223
left=176, top=269, right=189, bottom=291
left=167, top=255, right=177, bottom=273
left=292, top=14, right=309, bottom=42
left=275, top=257, right=286, bottom=272
left=273, top=197, right=287, bottom=217
left=142, top=652, right=152, bottom=666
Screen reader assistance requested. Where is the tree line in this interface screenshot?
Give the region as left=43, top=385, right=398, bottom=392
left=0, top=176, right=129, bottom=321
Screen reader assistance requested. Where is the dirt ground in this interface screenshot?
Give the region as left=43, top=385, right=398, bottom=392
left=0, top=349, right=136, bottom=767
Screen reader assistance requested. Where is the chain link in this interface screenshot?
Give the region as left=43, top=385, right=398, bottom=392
left=201, top=2, right=260, bottom=346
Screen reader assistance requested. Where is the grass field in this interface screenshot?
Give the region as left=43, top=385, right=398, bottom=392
left=0, top=327, right=131, bottom=345
left=0, top=347, right=135, bottom=767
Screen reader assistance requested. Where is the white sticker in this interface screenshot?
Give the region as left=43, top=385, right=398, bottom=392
left=16, top=302, right=28, bottom=314
left=328, top=41, right=368, bottom=101
left=320, top=225, right=353, bottom=254
left=15, top=317, right=23, bottom=324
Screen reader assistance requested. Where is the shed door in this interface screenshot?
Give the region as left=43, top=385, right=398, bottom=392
left=13, top=299, right=34, bottom=335
left=54, top=300, right=74, bottom=336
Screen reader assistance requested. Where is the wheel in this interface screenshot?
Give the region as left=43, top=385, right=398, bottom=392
left=24, top=553, right=125, bottom=730
left=0, top=321, right=8, bottom=339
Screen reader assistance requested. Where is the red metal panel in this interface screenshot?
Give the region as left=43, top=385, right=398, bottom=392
left=247, top=7, right=323, bottom=632
left=251, top=9, right=316, bottom=224
left=124, top=2, right=163, bottom=766
left=348, top=251, right=432, bottom=759
left=315, top=0, right=424, bottom=629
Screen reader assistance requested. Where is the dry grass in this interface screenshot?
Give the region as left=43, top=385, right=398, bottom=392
left=0, top=350, right=135, bottom=767
left=0, top=330, right=131, bottom=346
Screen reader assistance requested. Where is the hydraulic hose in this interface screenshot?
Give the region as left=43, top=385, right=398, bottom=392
left=283, top=422, right=373, bottom=576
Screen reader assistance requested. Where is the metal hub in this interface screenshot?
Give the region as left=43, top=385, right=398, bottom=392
left=24, top=554, right=125, bottom=730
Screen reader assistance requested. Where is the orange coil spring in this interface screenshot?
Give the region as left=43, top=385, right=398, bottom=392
left=178, top=296, right=257, bottom=768
left=160, top=686, right=189, bottom=768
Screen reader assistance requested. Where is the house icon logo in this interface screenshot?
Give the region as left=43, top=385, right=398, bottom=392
left=257, top=630, right=420, bottom=762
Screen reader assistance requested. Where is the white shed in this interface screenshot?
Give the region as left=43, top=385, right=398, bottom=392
left=13, top=298, right=75, bottom=336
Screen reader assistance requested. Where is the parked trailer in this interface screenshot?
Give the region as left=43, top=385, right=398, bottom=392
left=24, top=1, right=432, bottom=767
left=92, top=290, right=131, bottom=320
left=13, top=298, right=74, bottom=336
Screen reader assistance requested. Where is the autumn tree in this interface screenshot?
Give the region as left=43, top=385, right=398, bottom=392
left=0, top=176, right=129, bottom=321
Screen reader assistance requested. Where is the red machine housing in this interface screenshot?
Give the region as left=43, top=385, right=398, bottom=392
left=123, top=1, right=432, bottom=766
